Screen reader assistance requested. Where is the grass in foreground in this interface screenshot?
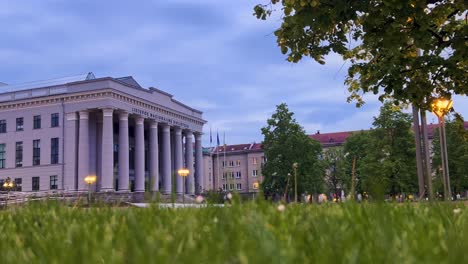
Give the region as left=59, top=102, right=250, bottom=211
left=0, top=201, right=466, bottom=263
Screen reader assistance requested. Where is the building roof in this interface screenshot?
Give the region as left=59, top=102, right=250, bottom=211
left=309, top=131, right=355, bottom=147
left=0, top=72, right=95, bottom=93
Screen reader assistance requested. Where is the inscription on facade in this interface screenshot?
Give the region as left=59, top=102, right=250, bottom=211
left=131, top=108, right=189, bottom=128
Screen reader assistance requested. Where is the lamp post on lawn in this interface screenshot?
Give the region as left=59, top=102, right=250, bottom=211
left=84, top=175, right=96, bottom=206
left=178, top=168, right=190, bottom=205
left=431, top=98, right=453, bottom=201
left=293, top=162, right=298, bottom=203
left=3, top=177, right=14, bottom=207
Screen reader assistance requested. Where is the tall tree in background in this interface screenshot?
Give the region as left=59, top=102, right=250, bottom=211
left=343, top=130, right=371, bottom=194
left=323, top=147, right=348, bottom=196
left=342, top=103, right=418, bottom=200
left=254, top=0, right=467, bottom=109
left=431, top=114, right=468, bottom=197
left=261, top=103, right=323, bottom=200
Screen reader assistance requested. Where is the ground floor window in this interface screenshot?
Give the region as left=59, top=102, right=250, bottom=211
left=14, top=178, right=22, bottom=191
left=50, top=175, right=58, bottom=190
left=32, top=177, right=40, bottom=191
left=236, top=183, right=242, bottom=190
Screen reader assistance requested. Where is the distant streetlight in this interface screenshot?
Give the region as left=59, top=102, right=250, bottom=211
left=293, top=162, right=298, bottom=203
left=3, top=177, right=15, bottom=207
left=178, top=168, right=190, bottom=204
left=84, top=175, right=96, bottom=206
left=431, top=98, right=453, bottom=201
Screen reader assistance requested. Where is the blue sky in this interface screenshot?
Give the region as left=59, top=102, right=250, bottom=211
left=1, top=0, right=467, bottom=146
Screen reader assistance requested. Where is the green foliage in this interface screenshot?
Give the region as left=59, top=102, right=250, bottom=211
left=261, top=103, right=324, bottom=198
left=322, top=147, right=349, bottom=194
left=432, top=114, right=468, bottom=195
left=253, top=0, right=467, bottom=109
left=0, top=202, right=467, bottom=263
left=343, top=103, right=418, bottom=199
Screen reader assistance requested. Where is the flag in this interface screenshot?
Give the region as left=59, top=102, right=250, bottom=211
left=210, top=127, right=212, bottom=144
left=216, top=130, right=220, bottom=146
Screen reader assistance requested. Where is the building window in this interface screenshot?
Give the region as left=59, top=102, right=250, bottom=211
left=236, top=183, right=242, bottom=190
left=253, top=182, right=259, bottom=189
left=51, top=113, right=59, bottom=127
left=229, top=171, right=234, bottom=179
left=51, top=138, right=59, bottom=164
left=222, top=172, right=226, bottom=179
left=14, top=178, right=22, bottom=191
left=236, top=160, right=241, bottom=167
left=222, top=184, right=227, bottom=191
left=33, top=139, right=41, bottom=166
left=0, top=144, right=5, bottom=169
left=235, top=171, right=241, bottom=179
left=0, top=120, right=6, bottom=133
left=15, top=141, right=23, bottom=167
left=229, top=183, right=234, bottom=190
left=50, top=175, right=58, bottom=190
left=221, top=161, right=225, bottom=167
left=252, top=157, right=257, bottom=165
left=33, top=115, right=41, bottom=129
left=32, top=177, right=40, bottom=191
left=252, top=170, right=258, bottom=177
left=16, top=117, right=23, bottom=131
left=261, top=156, right=266, bottom=164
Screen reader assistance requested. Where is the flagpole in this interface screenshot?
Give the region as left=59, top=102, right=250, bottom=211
left=209, top=127, right=213, bottom=191
left=216, top=129, right=220, bottom=191
left=223, top=131, right=226, bottom=192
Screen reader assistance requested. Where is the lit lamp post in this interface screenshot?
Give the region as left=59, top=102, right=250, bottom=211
left=293, top=162, right=298, bottom=203
left=3, top=177, right=15, bottom=207
left=178, top=168, right=190, bottom=205
left=431, top=98, right=453, bottom=201
left=84, top=175, right=96, bottom=206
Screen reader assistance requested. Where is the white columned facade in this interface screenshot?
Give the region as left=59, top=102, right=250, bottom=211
left=64, top=112, right=78, bottom=190
left=174, top=127, right=183, bottom=194
left=185, top=130, right=194, bottom=194
left=161, top=124, right=172, bottom=194
left=194, top=133, right=203, bottom=194
left=118, top=112, right=130, bottom=191
left=134, top=116, right=145, bottom=192
left=77, top=111, right=89, bottom=190
left=149, top=121, right=159, bottom=192
left=101, top=108, right=114, bottom=191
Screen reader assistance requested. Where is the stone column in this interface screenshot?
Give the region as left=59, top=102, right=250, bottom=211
left=134, top=116, right=145, bottom=192
left=101, top=108, right=114, bottom=191
left=174, top=127, right=183, bottom=194
left=96, top=117, right=102, bottom=191
left=77, top=111, right=89, bottom=191
left=64, top=112, right=78, bottom=191
left=118, top=112, right=130, bottom=191
left=195, top=133, right=204, bottom=194
left=185, top=130, right=194, bottom=194
left=149, top=121, right=159, bottom=192
left=161, top=124, right=172, bottom=194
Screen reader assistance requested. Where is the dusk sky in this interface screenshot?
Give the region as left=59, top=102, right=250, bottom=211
left=1, top=0, right=467, bottom=146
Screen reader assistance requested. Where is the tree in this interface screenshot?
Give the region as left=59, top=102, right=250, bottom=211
left=254, top=0, right=467, bottom=109
left=343, top=103, right=418, bottom=200
left=431, top=114, right=468, bottom=197
left=322, top=147, right=348, bottom=197
left=261, top=103, right=323, bottom=200
left=343, top=130, right=371, bottom=194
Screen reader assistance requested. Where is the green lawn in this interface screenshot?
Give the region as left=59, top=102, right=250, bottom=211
left=0, top=201, right=466, bottom=263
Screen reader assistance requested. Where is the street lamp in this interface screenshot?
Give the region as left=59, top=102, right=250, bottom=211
left=84, top=175, right=96, bottom=206
left=293, top=162, right=298, bottom=203
left=431, top=97, right=453, bottom=201
left=3, top=177, right=15, bottom=207
left=178, top=168, right=190, bottom=205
